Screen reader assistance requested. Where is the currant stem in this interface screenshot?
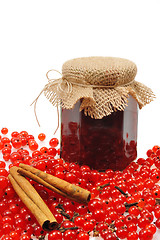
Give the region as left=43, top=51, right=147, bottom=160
left=55, top=203, right=65, bottom=212
left=124, top=202, right=138, bottom=207
left=114, top=186, right=128, bottom=197
left=70, top=212, right=80, bottom=222
left=57, top=210, right=71, bottom=220
left=97, top=182, right=110, bottom=190
left=97, top=183, right=128, bottom=197
left=58, top=226, right=79, bottom=233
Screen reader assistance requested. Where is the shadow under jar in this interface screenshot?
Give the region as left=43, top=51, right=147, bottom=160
left=60, top=96, right=138, bottom=171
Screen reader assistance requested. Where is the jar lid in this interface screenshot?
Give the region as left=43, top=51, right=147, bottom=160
left=43, top=57, right=155, bottom=119
left=62, top=57, right=137, bottom=87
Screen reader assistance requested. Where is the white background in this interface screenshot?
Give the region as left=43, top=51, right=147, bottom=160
left=0, top=0, right=160, bottom=239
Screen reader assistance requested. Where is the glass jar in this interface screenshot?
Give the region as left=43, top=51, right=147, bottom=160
left=42, top=57, right=154, bottom=171
left=60, top=95, right=138, bottom=171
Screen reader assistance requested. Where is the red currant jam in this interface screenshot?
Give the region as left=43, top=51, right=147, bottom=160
left=60, top=96, right=138, bottom=171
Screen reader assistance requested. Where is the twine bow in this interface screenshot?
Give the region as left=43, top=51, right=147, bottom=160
left=31, top=69, right=72, bottom=134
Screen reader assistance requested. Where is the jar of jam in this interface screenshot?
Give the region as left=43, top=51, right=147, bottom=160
left=61, top=95, right=138, bottom=171
left=43, top=57, right=155, bottom=171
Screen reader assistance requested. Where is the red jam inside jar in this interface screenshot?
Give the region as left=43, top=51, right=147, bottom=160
left=60, top=96, right=138, bottom=171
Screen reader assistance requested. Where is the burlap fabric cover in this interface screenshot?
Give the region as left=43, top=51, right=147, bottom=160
left=44, top=57, right=155, bottom=119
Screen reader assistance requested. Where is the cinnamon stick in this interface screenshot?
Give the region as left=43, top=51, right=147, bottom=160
left=9, top=166, right=58, bottom=231
left=18, top=163, right=91, bottom=203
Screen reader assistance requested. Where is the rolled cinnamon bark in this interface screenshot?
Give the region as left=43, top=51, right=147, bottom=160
left=9, top=166, right=58, bottom=231
left=18, top=163, right=91, bottom=203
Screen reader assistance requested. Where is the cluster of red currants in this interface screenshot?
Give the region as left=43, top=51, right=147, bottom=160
left=0, top=127, right=160, bottom=240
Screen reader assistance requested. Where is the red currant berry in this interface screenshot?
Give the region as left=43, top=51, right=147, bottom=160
left=0, top=168, right=8, bottom=177
left=75, top=205, right=87, bottom=215
left=127, top=231, right=139, bottom=240
left=33, top=225, right=45, bottom=237
left=48, top=147, right=57, bottom=156
left=128, top=206, right=140, bottom=216
left=9, top=230, right=20, bottom=240
left=0, top=141, right=4, bottom=150
left=49, top=138, right=59, bottom=147
left=146, top=149, right=153, bottom=157
left=104, top=233, right=117, bottom=240
left=155, top=208, right=160, bottom=219
left=0, top=161, right=6, bottom=168
left=114, top=219, right=125, bottom=228
left=1, top=234, right=13, bottom=240
left=125, top=215, right=137, bottom=225
left=25, top=224, right=34, bottom=236
left=11, top=131, right=19, bottom=137
left=65, top=172, right=77, bottom=183
left=53, top=213, right=63, bottom=224
left=2, top=216, right=14, bottom=225
left=127, top=223, right=137, bottom=232
left=63, top=229, right=76, bottom=240
left=1, top=128, right=8, bottom=135
left=155, top=218, right=160, bottom=228
left=40, top=147, right=48, bottom=154
left=2, top=147, right=11, bottom=155
left=61, top=221, right=75, bottom=228
left=1, top=137, right=10, bottom=144
left=11, top=138, right=22, bottom=149
left=77, top=232, right=89, bottom=240
left=19, top=136, right=27, bottom=146
left=115, top=203, right=126, bottom=214
left=9, top=203, right=20, bottom=214
left=38, top=133, right=46, bottom=141
left=19, top=234, right=30, bottom=240
left=88, top=199, right=102, bottom=212
left=116, top=227, right=128, bottom=239
left=3, top=153, right=11, bottom=161
left=19, top=131, right=28, bottom=137
left=15, top=218, right=26, bottom=228
left=92, top=209, right=105, bottom=222
left=28, top=140, right=38, bottom=151
left=138, top=217, right=150, bottom=228
left=96, top=222, right=108, bottom=233
left=0, top=176, right=8, bottom=189
left=83, top=221, right=95, bottom=231
left=48, top=230, right=62, bottom=240
left=2, top=223, right=13, bottom=234
left=139, top=229, right=153, bottom=240
left=35, top=160, right=46, bottom=171
left=146, top=224, right=156, bottom=234
left=74, top=216, right=85, bottom=227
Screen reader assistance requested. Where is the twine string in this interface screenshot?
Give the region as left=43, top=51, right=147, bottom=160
left=30, top=89, right=45, bottom=127
left=53, top=104, right=60, bottom=135
left=68, top=79, right=135, bottom=88
left=46, top=69, right=62, bottom=81
left=57, top=79, right=73, bottom=97
left=31, top=70, right=63, bottom=133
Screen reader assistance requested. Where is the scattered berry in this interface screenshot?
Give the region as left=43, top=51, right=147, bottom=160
left=38, top=133, right=46, bottom=141
left=1, top=128, right=8, bottom=135
left=49, top=138, right=59, bottom=147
